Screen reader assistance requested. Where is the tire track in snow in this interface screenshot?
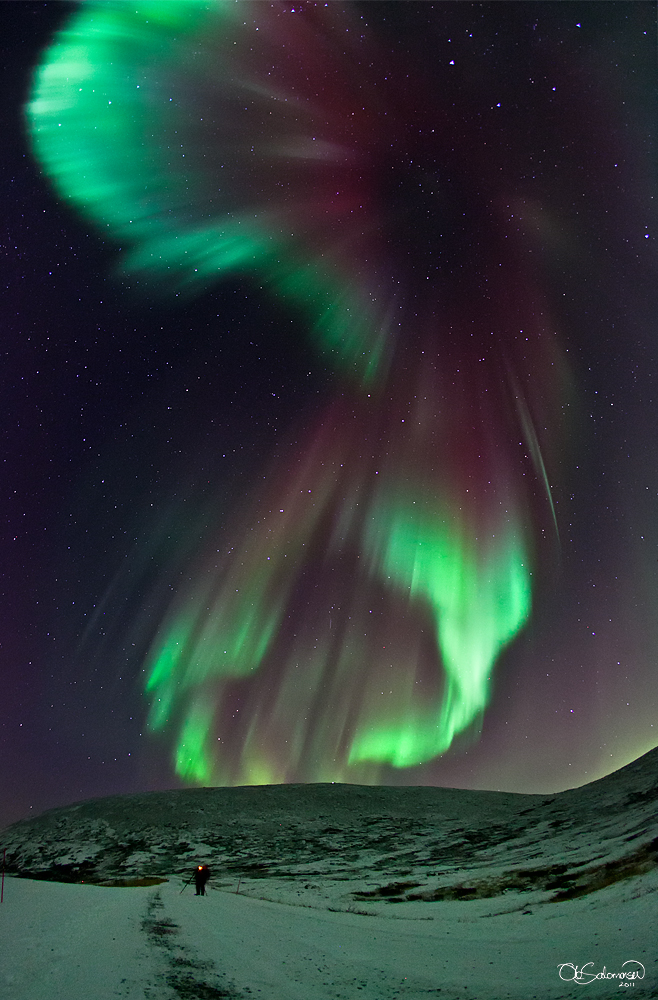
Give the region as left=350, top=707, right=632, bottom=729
left=141, top=889, right=244, bottom=1000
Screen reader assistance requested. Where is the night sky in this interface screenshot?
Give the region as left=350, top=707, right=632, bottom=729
left=2, top=1, right=657, bottom=830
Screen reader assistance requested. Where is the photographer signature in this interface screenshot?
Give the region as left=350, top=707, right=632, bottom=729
left=558, top=961, right=645, bottom=984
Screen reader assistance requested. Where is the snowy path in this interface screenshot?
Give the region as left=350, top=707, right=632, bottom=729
left=1, top=875, right=655, bottom=999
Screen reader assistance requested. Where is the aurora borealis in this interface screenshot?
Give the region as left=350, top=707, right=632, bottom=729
left=2, top=1, right=658, bottom=826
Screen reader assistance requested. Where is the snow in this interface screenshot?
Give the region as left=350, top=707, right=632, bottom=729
left=0, top=878, right=150, bottom=999
left=1, top=747, right=657, bottom=999
left=1, top=872, right=655, bottom=999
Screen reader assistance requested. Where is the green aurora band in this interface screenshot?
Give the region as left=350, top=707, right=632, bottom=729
left=27, top=0, right=390, bottom=384
left=27, top=1, right=564, bottom=786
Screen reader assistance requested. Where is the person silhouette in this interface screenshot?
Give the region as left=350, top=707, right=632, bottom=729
left=194, top=865, right=210, bottom=896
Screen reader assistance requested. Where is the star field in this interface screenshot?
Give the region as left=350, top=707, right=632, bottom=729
left=1, top=1, right=657, bottom=828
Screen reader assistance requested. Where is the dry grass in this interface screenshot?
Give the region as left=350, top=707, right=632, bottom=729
left=353, top=836, right=658, bottom=904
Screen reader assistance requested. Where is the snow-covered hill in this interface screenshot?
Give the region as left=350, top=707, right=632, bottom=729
left=2, top=747, right=657, bottom=910
left=1, top=749, right=656, bottom=999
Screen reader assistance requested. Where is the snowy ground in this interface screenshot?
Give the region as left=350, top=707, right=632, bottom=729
left=0, top=869, right=656, bottom=1000
left=1, top=747, right=657, bottom=999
